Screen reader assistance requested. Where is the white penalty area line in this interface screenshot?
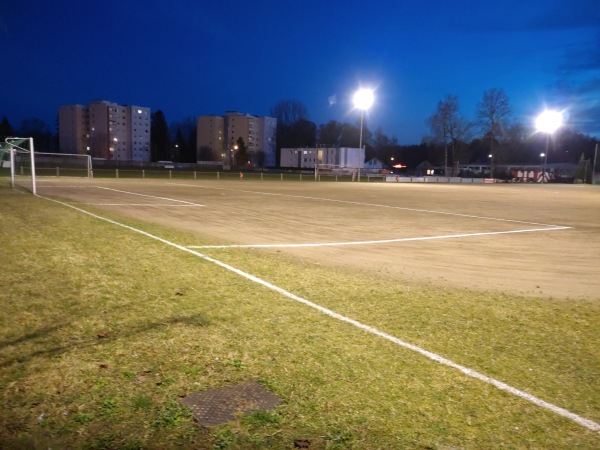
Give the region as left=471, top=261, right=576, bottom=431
left=188, top=226, right=571, bottom=249
left=188, top=227, right=571, bottom=249
left=36, top=193, right=600, bottom=434
left=84, top=203, right=201, bottom=207
left=93, top=186, right=205, bottom=207
left=39, top=185, right=205, bottom=207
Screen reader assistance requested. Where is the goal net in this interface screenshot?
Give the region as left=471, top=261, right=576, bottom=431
left=22, top=152, right=93, bottom=178
left=314, top=164, right=360, bottom=181
left=2, top=137, right=93, bottom=194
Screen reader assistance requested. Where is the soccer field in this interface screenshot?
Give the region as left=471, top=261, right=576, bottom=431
left=2, top=177, right=599, bottom=448
left=40, top=178, right=599, bottom=298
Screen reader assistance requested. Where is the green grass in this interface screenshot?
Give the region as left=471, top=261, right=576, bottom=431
left=0, top=184, right=599, bottom=449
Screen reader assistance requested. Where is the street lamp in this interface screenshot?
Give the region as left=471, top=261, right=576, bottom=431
left=113, top=137, right=118, bottom=165
left=230, top=144, right=238, bottom=166
left=535, top=110, right=563, bottom=184
left=353, top=88, right=374, bottom=150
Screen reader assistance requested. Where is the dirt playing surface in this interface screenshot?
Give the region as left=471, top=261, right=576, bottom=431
left=40, top=178, right=600, bottom=299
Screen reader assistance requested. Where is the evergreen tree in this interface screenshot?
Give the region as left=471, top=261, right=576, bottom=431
left=151, top=110, right=169, bottom=161
left=235, top=137, right=248, bottom=166
left=0, top=116, right=15, bottom=140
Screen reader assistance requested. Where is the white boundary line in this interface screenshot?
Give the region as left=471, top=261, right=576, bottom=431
left=37, top=193, right=600, bottom=434
left=188, top=227, right=571, bottom=249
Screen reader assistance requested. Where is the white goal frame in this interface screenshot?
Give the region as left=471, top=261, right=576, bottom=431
left=3, top=138, right=93, bottom=195
left=31, top=152, right=93, bottom=178
left=314, top=163, right=361, bottom=181
left=5, top=137, right=37, bottom=194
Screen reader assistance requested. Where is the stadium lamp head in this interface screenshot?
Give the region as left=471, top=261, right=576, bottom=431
left=353, top=88, right=374, bottom=111
left=535, top=110, right=563, bottom=134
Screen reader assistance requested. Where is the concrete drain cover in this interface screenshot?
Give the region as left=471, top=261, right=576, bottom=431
left=181, top=380, right=281, bottom=427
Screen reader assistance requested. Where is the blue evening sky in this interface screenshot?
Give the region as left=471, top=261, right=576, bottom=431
left=2, top=0, right=599, bottom=144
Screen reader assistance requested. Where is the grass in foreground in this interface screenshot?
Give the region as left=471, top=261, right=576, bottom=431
left=0, top=186, right=599, bottom=449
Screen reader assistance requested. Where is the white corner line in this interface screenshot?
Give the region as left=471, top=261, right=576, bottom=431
left=37, top=194, right=600, bottom=434
left=188, top=227, right=572, bottom=249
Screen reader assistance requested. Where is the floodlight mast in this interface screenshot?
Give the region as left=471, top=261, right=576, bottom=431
left=353, top=89, right=374, bottom=150
left=535, top=110, right=563, bottom=184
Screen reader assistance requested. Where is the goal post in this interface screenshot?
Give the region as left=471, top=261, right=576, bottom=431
left=4, top=137, right=37, bottom=194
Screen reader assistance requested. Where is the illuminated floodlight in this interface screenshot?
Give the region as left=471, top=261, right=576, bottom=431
left=353, top=88, right=374, bottom=111
left=353, top=88, right=375, bottom=149
left=535, top=110, right=563, bottom=134
left=536, top=109, right=562, bottom=184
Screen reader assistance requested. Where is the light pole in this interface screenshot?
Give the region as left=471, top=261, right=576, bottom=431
left=535, top=110, right=562, bottom=184
left=539, top=153, right=545, bottom=182
left=230, top=144, right=238, bottom=166
left=353, top=88, right=374, bottom=150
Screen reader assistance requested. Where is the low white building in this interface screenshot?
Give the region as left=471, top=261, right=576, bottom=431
left=280, top=147, right=365, bottom=169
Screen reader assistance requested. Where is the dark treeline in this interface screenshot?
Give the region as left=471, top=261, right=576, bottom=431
left=0, top=116, right=57, bottom=153
left=271, top=92, right=598, bottom=172
left=3, top=88, right=598, bottom=169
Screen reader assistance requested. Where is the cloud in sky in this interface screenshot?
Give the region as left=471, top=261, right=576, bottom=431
left=550, top=27, right=600, bottom=136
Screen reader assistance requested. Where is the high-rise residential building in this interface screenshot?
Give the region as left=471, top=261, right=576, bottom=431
left=196, top=111, right=277, bottom=167
left=258, top=116, right=277, bottom=167
left=196, top=116, right=225, bottom=161
left=58, top=104, right=89, bottom=155
left=59, top=100, right=151, bottom=161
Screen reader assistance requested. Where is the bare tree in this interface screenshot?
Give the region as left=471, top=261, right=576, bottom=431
left=318, top=120, right=342, bottom=146
left=477, top=88, right=511, bottom=178
left=270, top=100, right=311, bottom=166
left=427, top=95, right=471, bottom=176
left=269, top=100, right=308, bottom=127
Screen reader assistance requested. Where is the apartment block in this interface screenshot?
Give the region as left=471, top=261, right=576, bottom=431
left=58, top=104, right=89, bottom=155
left=196, top=116, right=225, bottom=160
left=196, top=111, right=277, bottom=167
left=258, top=116, right=277, bottom=167
left=59, top=100, right=151, bottom=161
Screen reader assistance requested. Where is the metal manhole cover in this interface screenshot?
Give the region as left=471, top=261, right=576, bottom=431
left=181, top=380, right=281, bottom=427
